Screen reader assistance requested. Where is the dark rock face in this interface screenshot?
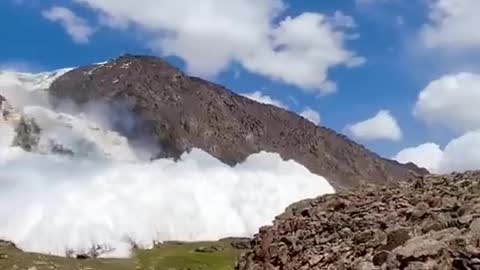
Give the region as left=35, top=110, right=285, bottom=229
left=0, top=240, right=18, bottom=250
left=12, top=117, right=41, bottom=152
left=237, top=171, right=480, bottom=270
left=0, top=94, right=8, bottom=120
left=0, top=94, right=17, bottom=121
left=0, top=94, right=42, bottom=152
left=49, top=54, right=427, bottom=189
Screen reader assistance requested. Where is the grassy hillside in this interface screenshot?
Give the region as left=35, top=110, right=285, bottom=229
left=0, top=239, right=245, bottom=270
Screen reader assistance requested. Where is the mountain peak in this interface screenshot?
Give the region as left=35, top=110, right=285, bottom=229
left=49, top=54, right=428, bottom=190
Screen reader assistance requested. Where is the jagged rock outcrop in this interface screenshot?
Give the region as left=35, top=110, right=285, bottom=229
left=237, top=171, right=480, bottom=270
left=0, top=95, right=20, bottom=122
left=0, top=94, right=39, bottom=152
left=1, top=94, right=41, bottom=151
left=1, top=94, right=70, bottom=154
left=0, top=94, right=132, bottom=159
left=49, top=54, right=427, bottom=189
left=12, top=116, right=41, bottom=152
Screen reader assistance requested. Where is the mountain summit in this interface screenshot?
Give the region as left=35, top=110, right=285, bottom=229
left=49, top=54, right=427, bottom=189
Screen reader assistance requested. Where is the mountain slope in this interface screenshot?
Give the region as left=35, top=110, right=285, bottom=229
left=237, top=171, right=480, bottom=270
left=49, top=54, right=427, bottom=189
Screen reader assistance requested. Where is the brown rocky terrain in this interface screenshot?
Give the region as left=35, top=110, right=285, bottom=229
left=237, top=171, right=480, bottom=270
left=49, top=54, right=427, bottom=190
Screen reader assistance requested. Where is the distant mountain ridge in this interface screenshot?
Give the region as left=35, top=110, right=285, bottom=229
left=49, top=54, right=428, bottom=190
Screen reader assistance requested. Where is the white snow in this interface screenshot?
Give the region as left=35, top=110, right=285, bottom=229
left=0, top=67, right=335, bottom=258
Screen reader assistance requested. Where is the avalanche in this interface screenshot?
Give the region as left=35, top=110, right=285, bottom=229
left=0, top=67, right=335, bottom=257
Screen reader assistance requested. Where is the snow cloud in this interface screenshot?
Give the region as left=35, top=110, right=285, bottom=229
left=0, top=147, right=334, bottom=258
left=0, top=68, right=334, bottom=258
left=42, top=6, right=94, bottom=44
left=346, top=110, right=402, bottom=141
left=70, top=0, right=364, bottom=93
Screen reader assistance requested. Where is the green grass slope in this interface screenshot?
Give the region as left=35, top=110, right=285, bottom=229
left=0, top=239, right=246, bottom=270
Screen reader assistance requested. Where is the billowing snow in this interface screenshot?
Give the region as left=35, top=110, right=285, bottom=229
left=0, top=67, right=335, bottom=257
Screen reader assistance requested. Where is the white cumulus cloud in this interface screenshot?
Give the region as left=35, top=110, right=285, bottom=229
left=42, top=6, right=94, bottom=44
left=395, top=130, right=480, bottom=174
left=346, top=110, right=402, bottom=141
left=329, top=11, right=357, bottom=28
left=300, top=107, right=321, bottom=125
left=72, top=0, right=364, bottom=93
left=421, top=0, right=480, bottom=49
left=399, top=71, right=480, bottom=174
left=413, top=72, right=480, bottom=132
left=393, top=143, right=443, bottom=173
left=241, top=91, right=287, bottom=109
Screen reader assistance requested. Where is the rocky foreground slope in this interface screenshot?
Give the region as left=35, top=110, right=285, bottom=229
left=49, top=54, right=427, bottom=189
left=237, top=171, right=480, bottom=270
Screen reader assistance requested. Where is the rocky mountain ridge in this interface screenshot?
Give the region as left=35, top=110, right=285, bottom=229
left=48, top=54, right=428, bottom=190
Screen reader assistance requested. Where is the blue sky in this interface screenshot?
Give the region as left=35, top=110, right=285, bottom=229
left=2, top=0, right=480, bottom=171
